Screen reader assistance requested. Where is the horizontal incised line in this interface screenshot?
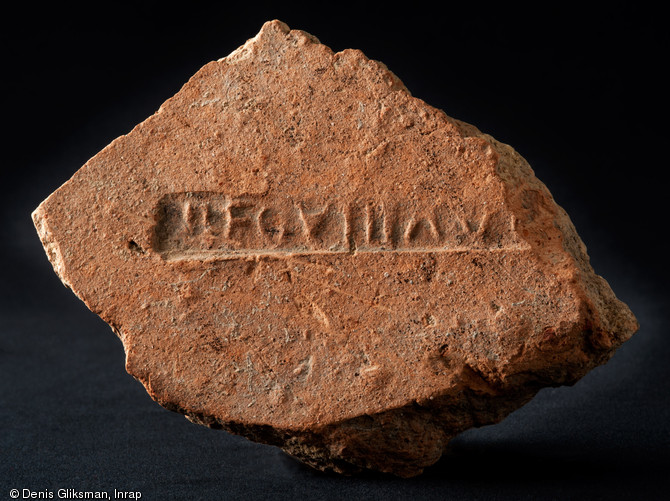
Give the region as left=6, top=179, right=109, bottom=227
left=159, top=245, right=528, bottom=262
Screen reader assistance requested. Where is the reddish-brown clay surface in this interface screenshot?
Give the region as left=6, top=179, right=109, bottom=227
left=33, top=20, right=638, bottom=477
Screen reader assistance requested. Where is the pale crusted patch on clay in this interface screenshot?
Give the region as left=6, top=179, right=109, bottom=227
left=32, top=204, right=71, bottom=290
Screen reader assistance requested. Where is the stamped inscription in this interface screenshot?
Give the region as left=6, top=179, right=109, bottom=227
left=152, top=192, right=520, bottom=260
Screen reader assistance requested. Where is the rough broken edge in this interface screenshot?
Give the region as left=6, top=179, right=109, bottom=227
left=31, top=20, right=639, bottom=477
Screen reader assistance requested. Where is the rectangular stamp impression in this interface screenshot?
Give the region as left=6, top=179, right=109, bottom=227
left=152, top=192, right=522, bottom=260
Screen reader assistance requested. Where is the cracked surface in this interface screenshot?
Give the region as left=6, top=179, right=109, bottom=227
left=32, top=20, right=638, bottom=477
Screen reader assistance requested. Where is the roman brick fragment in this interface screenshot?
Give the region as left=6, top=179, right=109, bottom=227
left=33, top=20, right=638, bottom=477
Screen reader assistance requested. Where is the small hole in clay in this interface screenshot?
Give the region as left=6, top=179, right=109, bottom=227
left=127, top=240, right=144, bottom=254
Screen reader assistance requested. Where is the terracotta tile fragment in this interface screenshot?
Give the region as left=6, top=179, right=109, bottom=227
left=32, top=20, right=638, bottom=477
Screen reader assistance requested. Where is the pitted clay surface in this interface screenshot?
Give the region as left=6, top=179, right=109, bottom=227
left=33, top=20, right=638, bottom=477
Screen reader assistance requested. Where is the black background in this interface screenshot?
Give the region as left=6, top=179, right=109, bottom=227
left=2, top=2, right=668, bottom=499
